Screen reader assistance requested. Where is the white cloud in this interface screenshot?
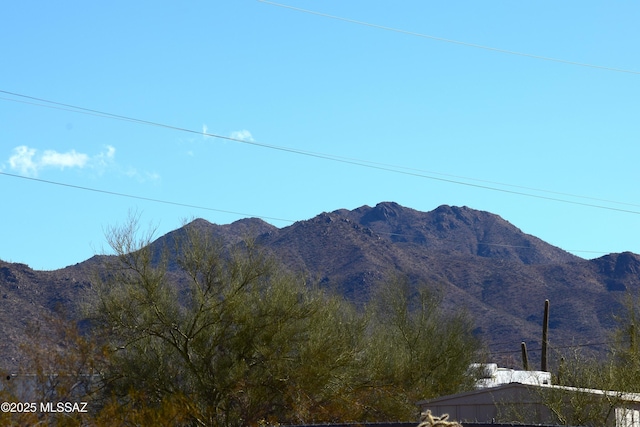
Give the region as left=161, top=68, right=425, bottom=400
left=123, top=166, right=161, bottom=183
left=93, top=145, right=116, bottom=170
left=41, top=149, right=88, bottom=169
left=145, top=171, right=161, bottom=182
left=105, top=145, right=116, bottom=159
left=8, top=145, right=38, bottom=176
left=4, top=144, right=161, bottom=183
left=6, top=145, right=120, bottom=177
left=229, top=129, right=254, bottom=142
left=8, top=145, right=91, bottom=176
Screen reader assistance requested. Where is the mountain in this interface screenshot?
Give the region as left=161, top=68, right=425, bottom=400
left=1, top=202, right=638, bottom=372
left=0, top=260, right=92, bottom=370
left=253, top=203, right=627, bottom=364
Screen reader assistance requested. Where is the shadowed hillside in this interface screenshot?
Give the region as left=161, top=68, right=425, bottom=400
left=1, top=202, right=638, bottom=372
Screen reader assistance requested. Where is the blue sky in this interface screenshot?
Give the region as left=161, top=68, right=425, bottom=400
left=1, top=1, right=639, bottom=270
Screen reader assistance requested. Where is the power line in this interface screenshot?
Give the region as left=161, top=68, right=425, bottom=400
left=2, top=89, right=640, bottom=217
left=491, top=340, right=614, bottom=356
left=0, top=171, right=296, bottom=224
left=0, top=170, right=616, bottom=256
left=258, top=0, right=640, bottom=76
left=550, top=341, right=614, bottom=351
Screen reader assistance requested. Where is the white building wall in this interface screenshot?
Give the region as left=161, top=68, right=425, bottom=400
left=617, top=407, right=640, bottom=427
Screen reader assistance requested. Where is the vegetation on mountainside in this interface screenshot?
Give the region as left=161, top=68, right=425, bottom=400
left=1, top=215, right=482, bottom=426
left=5, top=214, right=640, bottom=427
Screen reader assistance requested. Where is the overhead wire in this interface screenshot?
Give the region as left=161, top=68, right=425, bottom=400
left=255, top=2, right=640, bottom=257
left=490, top=340, right=614, bottom=356
left=0, top=90, right=637, bottom=255
left=257, top=0, right=640, bottom=76
left=0, top=171, right=296, bottom=224
left=2, top=90, right=640, bottom=218
left=0, top=168, right=612, bottom=255
left=1, top=7, right=632, bottom=359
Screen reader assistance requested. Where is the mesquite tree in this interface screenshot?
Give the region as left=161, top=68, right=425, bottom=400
left=88, top=215, right=366, bottom=426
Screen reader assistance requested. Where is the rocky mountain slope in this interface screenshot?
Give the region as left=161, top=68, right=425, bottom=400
left=1, top=202, right=638, bottom=372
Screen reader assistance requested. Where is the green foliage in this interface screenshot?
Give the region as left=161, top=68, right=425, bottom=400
left=0, top=308, right=106, bottom=426
left=15, top=215, right=482, bottom=426
left=89, top=216, right=378, bottom=425
left=610, top=291, right=640, bottom=391
left=359, top=275, right=481, bottom=419
left=537, top=353, right=621, bottom=427
left=503, top=291, right=640, bottom=427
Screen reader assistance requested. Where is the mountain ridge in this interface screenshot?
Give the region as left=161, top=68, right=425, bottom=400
left=1, top=202, right=637, bottom=371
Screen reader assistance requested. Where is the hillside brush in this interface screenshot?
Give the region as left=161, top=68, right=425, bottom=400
left=418, top=409, right=463, bottom=427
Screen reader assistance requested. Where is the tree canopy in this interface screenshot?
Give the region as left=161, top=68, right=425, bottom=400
left=3, top=215, right=483, bottom=426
